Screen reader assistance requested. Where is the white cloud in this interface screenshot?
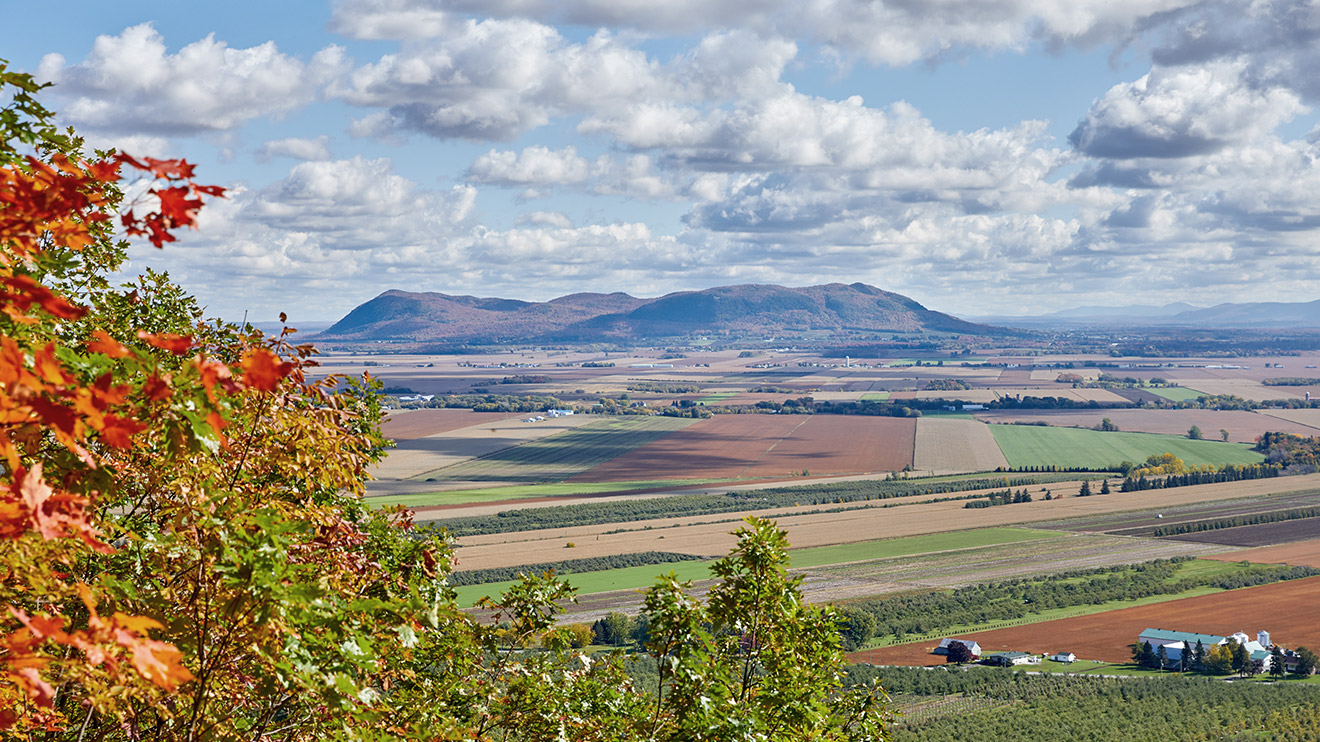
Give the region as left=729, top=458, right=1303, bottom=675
left=330, top=0, right=1196, bottom=64
left=332, top=20, right=796, bottom=141
left=258, top=136, right=333, bottom=161
left=466, top=146, right=591, bottom=186
left=37, top=24, right=347, bottom=136
left=1070, top=61, right=1306, bottom=159
left=516, top=211, right=575, bottom=228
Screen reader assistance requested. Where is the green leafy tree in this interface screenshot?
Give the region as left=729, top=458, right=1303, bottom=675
left=1221, top=429, right=1231, bottom=442
left=592, top=611, right=635, bottom=646
left=836, top=605, right=877, bottom=651
left=640, top=517, right=891, bottom=740
left=945, top=641, right=974, bottom=664
left=1188, top=425, right=1204, bottom=440
left=1294, top=647, right=1318, bottom=676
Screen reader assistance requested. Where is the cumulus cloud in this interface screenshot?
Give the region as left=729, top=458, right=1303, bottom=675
left=332, top=20, right=795, bottom=141
left=330, top=0, right=1196, bottom=64
left=37, top=24, right=347, bottom=136
left=1069, top=61, right=1305, bottom=159
left=466, top=146, right=591, bottom=186
left=258, top=136, right=333, bottom=161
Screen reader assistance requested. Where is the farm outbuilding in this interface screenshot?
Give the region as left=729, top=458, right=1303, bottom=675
left=1052, top=652, right=1076, bottom=663
left=934, top=638, right=981, bottom=657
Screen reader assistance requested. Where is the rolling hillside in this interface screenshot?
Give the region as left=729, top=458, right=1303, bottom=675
left=315, top=282, right=1001, bottom=343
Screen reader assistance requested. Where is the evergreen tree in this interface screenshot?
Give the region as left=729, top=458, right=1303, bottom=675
left=1079, top=480, right=1092, bottom=497
left=1156, top=645, right=1169, bottom=670
left=1099, top=479, right=1111, bottom=494
left=1270, top=646, right=1286, bottom=678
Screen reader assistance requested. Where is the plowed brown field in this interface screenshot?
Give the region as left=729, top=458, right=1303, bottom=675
left=569, top=415, right=809, bottom=482
left=1206, top=538, right=1320, bottom=568
left=382, top=409, right=517, bottom=439
left=739, top=416, right=915, bottom=477
left=849, top=576, right=1320, bottom=665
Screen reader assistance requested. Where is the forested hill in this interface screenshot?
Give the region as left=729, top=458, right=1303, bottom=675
left=314, top=282, right=1003, bottom=343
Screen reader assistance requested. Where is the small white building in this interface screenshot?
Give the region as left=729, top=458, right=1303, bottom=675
left=546, top=409, right=575, bottom=418
left=1052, top=652, right=1076, bottom=663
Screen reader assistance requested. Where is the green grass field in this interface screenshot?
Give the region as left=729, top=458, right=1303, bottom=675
left=789, top=528, right=1055, bottom=569
left=861, top=392, right=891, bottom=401
left=370, top=478, right=731, bottom=508
left=455, top=527, right=1058, bottom=606
left=454, top=559, right=713, bottom=607
left=696, top=392, right=737, bottom=403
left=418, top=416, right=698, bottom=483
left=988, top=425, right=1264, bottom=470
left=1146, top=386, right=1205, bottom=402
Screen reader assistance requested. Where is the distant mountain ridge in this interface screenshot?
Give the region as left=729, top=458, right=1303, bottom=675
left=978, top=299, right=1320, bottom=328
left=315, top=283, right=998, bottom=343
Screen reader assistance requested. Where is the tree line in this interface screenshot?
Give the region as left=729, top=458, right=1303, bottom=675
left=425, top=474, right=1079, bottom=538
left=450, top=551, right=701, bottom=586
left=837, top=559, right=1319, bottom=646
left=1150, top=507, right=1320, bottom=537
left=843, top=666, right=1320, bottom=741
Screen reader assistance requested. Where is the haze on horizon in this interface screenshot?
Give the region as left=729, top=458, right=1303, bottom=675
left=5, top=0, right=1320, bottom=323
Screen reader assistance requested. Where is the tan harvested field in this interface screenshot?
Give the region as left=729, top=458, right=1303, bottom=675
left=913, top=418, right=1008, bottom=473
left=992, top=388, right=1127, bottom=403
left=371, top=414, right=596, bottom=480
left=912, top=389, right=1000, bottom=403
left=1260, top=408, right=1320, bottom=431
left=569, top=414, right=809, bottom=482
left=850, top=576, right=1320, bottom=665
left=1206, top=538, right=1320, bottom=568
left=450, top=473, right=1320, bottom=570
left=739, top=416, right=916, bottom=477
left=803, top=533, right=1226, bottom=592
left=1068, top=388, right=1132, bottom=403
left=1030, top=369, right=1099, bottom=382
left=1175, top=379, right=1302, bottom=401
left=381, top=409, right=517, bottom=440
left=972, top=408, right=1319, bottom=443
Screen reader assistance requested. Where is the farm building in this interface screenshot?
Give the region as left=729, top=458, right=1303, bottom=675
left=1137, top=628, right=1273, bottom=666
left=934, top=638, right=982, bottom=657
left=983, top=652, right=1039, bottom=667
left=1052, top=652, right=1076, bottom=663
left=546, top=409, right=575, bottom=417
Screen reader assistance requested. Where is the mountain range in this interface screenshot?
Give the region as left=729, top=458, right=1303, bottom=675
left=313, top=283, right=996, bottom=344
left=977, top=299, right=1320, bottom=328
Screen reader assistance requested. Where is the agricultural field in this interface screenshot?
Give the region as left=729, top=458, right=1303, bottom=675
left=1175, top=379, right=1302, bottom=401
left=421, top=416, right=698, bottom=482
left=802, top=533, right=1227, bottom=592
left=1164, top=517, right=1320, bottom=547
left=1145, top=386, right=1205, bottom=402
left=913, top=418, right=1008, bottom=473
left=569, top=414, right=915, bottom=482
left=371, top=414, right=596, bottom=481
left=1260, top=408, right=1320, bottom=431
left=849, top=575, right=1320, bottom=665
left=1029, top=489, right=1320, bottom=536
left=381, top=408, right=518, bottom=439
left=451, top=473, right=1320, bottom=570
left=988, top=425, right=1264, bottom=470
left=1207, top=538, right=1320, bottom=568
left=973, top=408, right=1319, bottom=443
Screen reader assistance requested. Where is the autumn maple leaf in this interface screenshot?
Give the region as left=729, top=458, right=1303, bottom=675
left=241, top=348, right=294, bottom=392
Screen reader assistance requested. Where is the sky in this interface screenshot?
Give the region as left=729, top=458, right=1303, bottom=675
left=4, top=0, right=1320, bottom=323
